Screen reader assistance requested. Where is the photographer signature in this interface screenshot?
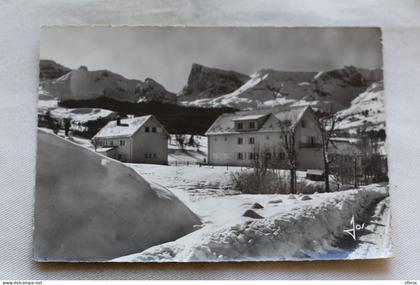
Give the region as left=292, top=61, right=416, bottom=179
left=343, top=215, right=366, bottom=240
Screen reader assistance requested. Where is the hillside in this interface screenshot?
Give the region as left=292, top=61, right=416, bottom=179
left=39, top=59, right=72, bottom=80
left=312, top=66, right=383, bottom=109
left=180, top=69, right=317, bottom=109
left=180, top=65, right=382, bottom=112
left=60, top=97, right=237, bottom=135
left=335, top=81, right=386, bottom=133
left=39, top=66, right=176, bottom=104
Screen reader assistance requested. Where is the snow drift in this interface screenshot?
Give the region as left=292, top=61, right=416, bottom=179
left=33, top=130, right=201, bottom=261
left=116, top=184, right=388, bottom=262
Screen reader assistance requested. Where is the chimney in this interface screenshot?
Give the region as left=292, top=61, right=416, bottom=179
left=116, top=117, right=121, bottom=126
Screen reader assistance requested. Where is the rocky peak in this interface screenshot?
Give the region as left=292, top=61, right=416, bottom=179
left=179, top=63, right=250, bottom=100
left=135, top=78, right=176, bottom=104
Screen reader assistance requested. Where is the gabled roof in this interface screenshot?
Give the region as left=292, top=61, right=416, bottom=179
left=232, top=114, right=268, bottom=121
left=93, top=115, right=153, bottom=139
left=205, top=106, right=311, bottom=135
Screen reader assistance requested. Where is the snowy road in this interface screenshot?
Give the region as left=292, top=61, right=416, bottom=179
left=346, top=196, right=392, bottom=259
left=114, top=164, right=391, bottom=262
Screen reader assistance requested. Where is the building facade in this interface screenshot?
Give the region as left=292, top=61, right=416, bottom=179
left=205, top=106, right=324, bottom=171
left=92, top=115, right=168, bottom=164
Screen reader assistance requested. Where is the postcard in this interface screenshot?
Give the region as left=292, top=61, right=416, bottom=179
left=34, top=26, right=391, bottom=262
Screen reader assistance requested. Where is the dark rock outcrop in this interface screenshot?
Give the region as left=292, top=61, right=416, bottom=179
left=135, top=78, right=176, bottom=104
left=252, top=202, right=264, bottom=209
left=179, top=63, right=250, bottom=100
left=242, top=209, right=264, bottom=219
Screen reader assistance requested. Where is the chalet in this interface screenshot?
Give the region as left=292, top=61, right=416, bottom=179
left=205, top=106, right=324, bottom=170
left=92, top=115, right=168, bottom=164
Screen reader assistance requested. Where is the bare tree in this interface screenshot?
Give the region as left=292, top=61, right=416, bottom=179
left=280, top=121, right=297, bottom=194
left=188, top=135, right=195, bottom=147
left=63, top=118, right=72, bottom=137
left=175, top=134, right=186, bottom=150
left=317, top=113, right=339, bottom=193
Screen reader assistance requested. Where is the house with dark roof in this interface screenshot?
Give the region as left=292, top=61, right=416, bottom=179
left=92, top=115, right=168, bottom=164
left=204, top=106, right=324, bottom=170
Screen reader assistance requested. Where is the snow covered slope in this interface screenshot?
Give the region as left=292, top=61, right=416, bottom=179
left=34, top=130, right=201, bottom=261
left=312, top=66, right=382, bottom=109
left=181, top=69, right=316, bottom=109
left=180, top=66, right=381, bottom=111
left=49, top=107, right=116, bottom=123
left=39, top=65, right=176, bottom=103
left=115, top=183, right=389, bottom=262
left=335, top=81, right=386, bottom=132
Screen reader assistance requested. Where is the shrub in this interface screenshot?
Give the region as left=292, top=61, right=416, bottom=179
left=230, top=169, right=327, bottom=195
left=230, top=169, right=289, bottom=194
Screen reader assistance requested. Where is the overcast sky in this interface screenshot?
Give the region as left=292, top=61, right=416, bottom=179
left=40, top=27, right=382, bottom=92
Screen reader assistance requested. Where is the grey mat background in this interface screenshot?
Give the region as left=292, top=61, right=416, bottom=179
left=1, top=0, right=420, bottom=280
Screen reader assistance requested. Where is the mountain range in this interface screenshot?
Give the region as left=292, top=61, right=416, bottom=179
left=39, top=64, right=176, bottom=104
left=39, top=60, right=385, bottom=133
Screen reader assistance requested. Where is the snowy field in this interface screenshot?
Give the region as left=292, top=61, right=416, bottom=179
left=115, top=163, right=391, bottom=262
left=37, top=130, right=391, bottom=262
left=168, top=135, right=208, bottom=165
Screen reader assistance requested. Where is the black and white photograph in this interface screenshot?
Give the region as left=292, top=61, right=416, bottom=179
left=34, top=26, right=391, bottom=262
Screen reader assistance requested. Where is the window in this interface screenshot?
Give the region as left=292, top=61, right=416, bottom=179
left=249, top=152, right=255, bottom=160
left=145, top=154, right=148, bottom=158
left=265, top=153, right=272, bottom=160
left=249, top=137, right=255, bottom=144
left=309, top=136, right=315, bottom=146
left=153, top=153, right=156, bottom=158
left=278, top=152, right=285, bottom=160
left=237, top=152, right=243, bottom=160
left=301, top=120, right=306, bottom=128
left=237, top=122, right=243, bottom=130
left=249, top=121, right=256, bottom=129
left=145, top=127, right=150, bottom=132
left=110, top=141, right=114, bottom=146
left=266, top=135, right=270, bottom=140
left=119, top=140, right=125, bottom=146
left=237, top=137, right=243, bottom=145
left=152, top=127, right=157, bottom=133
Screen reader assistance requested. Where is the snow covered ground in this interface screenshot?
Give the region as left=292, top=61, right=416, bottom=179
left=168, top=135, right=208, bottom=165
left=115, top=163, right=390, bottom=262
left=335, top=81, right=386, bottom=133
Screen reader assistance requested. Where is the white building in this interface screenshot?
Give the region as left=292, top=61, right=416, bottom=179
left=92, top=115, right=168, bottom=164
left=205, top=106, right=324, bottom=170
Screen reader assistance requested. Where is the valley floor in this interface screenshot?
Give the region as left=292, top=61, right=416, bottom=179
left=114, top=163, right=391, bottom=262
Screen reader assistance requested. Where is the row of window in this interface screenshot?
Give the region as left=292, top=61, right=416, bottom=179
left=237, top=137, right=255, bottom=145
left=214, top=135, right=275, bottom=143
left=145, top=153, right=157, bottom=159
left=96, top=139, right=125, bottom=147
left=237, top=152, right=285, bottom=160
left=145, top=126, right=158, bottom=133
left=236, top=121, right=256, bottom=130
left=236, top=119, right=306, bottom=130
